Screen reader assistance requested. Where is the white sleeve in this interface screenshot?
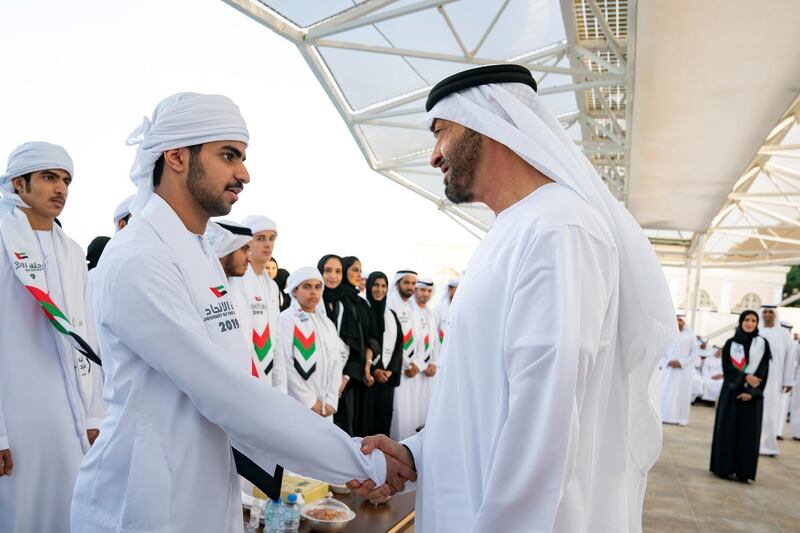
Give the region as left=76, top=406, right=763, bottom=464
left=431, top=318, right=441, bottom=365
left=108, top=254, right=387, bottom=486
left=84, top=366, right=107, bottom=429
left=0, top=394, right=8, bottom=450
left=682, top=342, right=697, bottom=367
left=783, top=333, right=795, bottom=387
left=325, top=337, right=348, bottom=410
left=84, top=270, right=100, bottom=356
left=471, top=226, right=613, bottom=531
left=83, top=270, right=107, bottom=429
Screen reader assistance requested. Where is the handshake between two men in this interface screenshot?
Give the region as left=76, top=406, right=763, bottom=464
left=347, top=435, right=417, bottom=503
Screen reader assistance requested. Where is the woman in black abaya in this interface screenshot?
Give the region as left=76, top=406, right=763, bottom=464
left=365, top=272, right=403, bottom=436
left=710, top=309, right=770, bottom=482
left=317, top=254, right=377, bottom=436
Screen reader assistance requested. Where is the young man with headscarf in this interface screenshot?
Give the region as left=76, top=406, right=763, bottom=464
left=350, top=65, right=677, bottom=532
left=112, top=194, right=134, bottom=232
left=661, top=315, right=697, bottom=425
left=758, top=305, right=794, bottom=455
left=434, top=278, right=459, bottom=352
left=0, top=142, right=106, bottom=533
left=413, top=277, right=439, bottom=425
left=70, top=93, right=412, bottom=532
left=205, top=221, right=255, bottom=374
left=388, top=269, right=425, bottom=441
left=710, top=310, right=769, bottom=482
left=278, top=266, right=347, bottom=421
left=701, top=345, right=725, bottom=403
left=239, top=215, right=286, bottom=392
left=365, top=272, right=404, bottom=436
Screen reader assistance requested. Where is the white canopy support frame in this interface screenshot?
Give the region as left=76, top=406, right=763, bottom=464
left=222, top=0, right=633, bottom=235
left=703, top=96, right=800, bottom=266
left=222, top=0, right=800, bottom=268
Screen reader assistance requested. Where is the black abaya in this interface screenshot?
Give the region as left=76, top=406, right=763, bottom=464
left=364, top=272, right=404, bottom=436
left=710, top=333, right=770, bottom=481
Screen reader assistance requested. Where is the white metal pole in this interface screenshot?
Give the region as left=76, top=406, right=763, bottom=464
left=683, top=258, right=693, bottom=314
left=689, top=233, right=706, bottom=330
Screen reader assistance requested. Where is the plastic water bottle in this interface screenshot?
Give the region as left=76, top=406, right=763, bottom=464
left=281, top=493, right=301, bottom=532
left=264, top=497, right=282, bottom=533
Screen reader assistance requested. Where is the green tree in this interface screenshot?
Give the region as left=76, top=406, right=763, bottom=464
left=782, top=265, right=800, bottom=306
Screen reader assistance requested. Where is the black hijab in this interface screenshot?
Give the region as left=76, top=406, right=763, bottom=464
left=366, top=271, right=389, bottom=333
left=341, top=256, right=363, bottom=299
left=318, top=254, right=352, bottom=323
left=86, top=236, right=111, bottom=271
left=732, top=310, right=760, bottom=356
left=274, top=268, right=289, bottom=291
left=274, top=268, right=291, bottom=311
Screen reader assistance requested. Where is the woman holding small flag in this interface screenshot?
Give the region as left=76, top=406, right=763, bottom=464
left=710, top=309, right=771, bottom=482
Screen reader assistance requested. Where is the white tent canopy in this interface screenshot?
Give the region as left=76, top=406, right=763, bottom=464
left=223, top=0, right=800, bottom=266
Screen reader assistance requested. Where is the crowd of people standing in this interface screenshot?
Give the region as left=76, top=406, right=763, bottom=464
left=660, top=307, right=800, bottom=483
left=103, top=200, right=462, bottom=441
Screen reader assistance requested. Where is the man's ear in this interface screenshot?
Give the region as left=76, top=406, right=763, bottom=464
left=11, top=176, right=25, bottom=194
left=163, top=147, right=190, bottom=175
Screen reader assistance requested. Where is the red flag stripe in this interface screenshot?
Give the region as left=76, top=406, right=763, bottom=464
left=293, top=326, right=316, bottom=351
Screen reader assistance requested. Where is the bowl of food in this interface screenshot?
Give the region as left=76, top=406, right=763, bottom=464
left=301, top=497, right=355, bottom=532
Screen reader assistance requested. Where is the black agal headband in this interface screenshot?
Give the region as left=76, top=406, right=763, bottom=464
left=425, top=64, right=538, bottom=112
left=217, top=221, right=252, bottom=237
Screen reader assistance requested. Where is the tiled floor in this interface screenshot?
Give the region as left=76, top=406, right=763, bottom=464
left=644, top=403, right=800, bottom=532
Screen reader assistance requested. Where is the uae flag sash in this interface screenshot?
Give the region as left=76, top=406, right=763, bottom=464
left=292, top=317, right=317, bottom=381
left=423, top=333, right=431, bottom=362
left=730, top=342, right=747, bottom=372
left=402, top=328, right=415, bottom=361
left=0, top=209, right=100, bottom=365
left=0, top=209, right=101, bottom=367
left=253, top=323, right=274, bottom=377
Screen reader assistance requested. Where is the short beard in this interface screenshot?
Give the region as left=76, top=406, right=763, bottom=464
left=399, top=287, right=414, bottom=299
left=444, top=128, right=482, bottom=204
left=186, top=153, right=231, bottom=217
left=221, top=254, right=245, bottom=278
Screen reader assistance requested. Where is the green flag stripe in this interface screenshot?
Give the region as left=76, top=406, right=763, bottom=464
left=41, top=301, right=68, bottom=321
left=293, top=336, right=316, bottom=360
left=254, top=336, right=272, bottom=361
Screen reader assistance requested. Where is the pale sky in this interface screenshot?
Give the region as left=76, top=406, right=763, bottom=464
left=0, top=0, right=479, bottom=283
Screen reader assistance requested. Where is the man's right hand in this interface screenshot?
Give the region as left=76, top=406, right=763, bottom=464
left=745, top=374, right=762, bottom=388
left=405, top=364, right=419, bottom=378
left=0, top=449, right=12, bottom=476
left=311, top=400, right=323, bottom=416
left=667, top=360, right=682, bottom=368
left=347, top=434, right=417, bottom=503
